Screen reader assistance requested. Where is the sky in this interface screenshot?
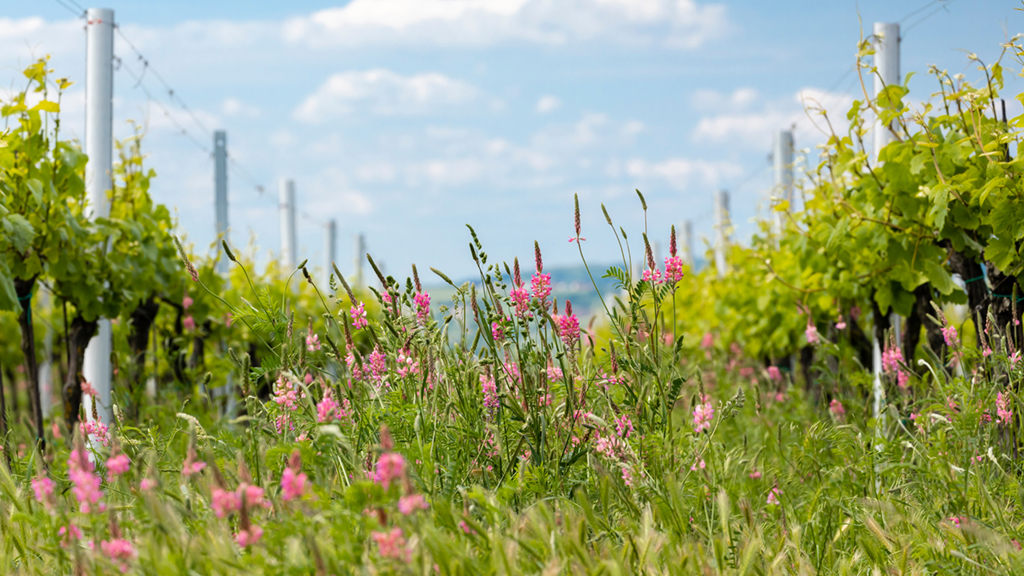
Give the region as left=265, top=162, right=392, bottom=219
left=2, top=0, right=1021, bottom=283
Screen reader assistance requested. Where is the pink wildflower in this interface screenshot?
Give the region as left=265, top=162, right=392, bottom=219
left=997, top=392, right=1013, bottom=426
left=396, top=349, right=419, bottom=378
left=414, top=292, right=431, bottom=323
left=481, top=374, right=499, bottom=419
left=664, top=255, right=685, bottom=284
left=306, top=332, right=321, bottom=352
left=531, top=273, right=552, bottom=310
left=805, top=320, right=819, bottom=345
left=374, top=452, right=406, bottom=490
left=372, top=528, right=410, bottom=561
left=81, top=380, right=99, bottom=396
left=621, top=466, right=634, bottom=486
left=281, top=451, right=308, bottom=501
left=367, top=347, right=388, bottom=386
left=641, top=267, right=663, bottom=284
left=183, top=315, right=196, bottom=331
left=31, top=475, right=55, bottom=506
left=100, top=538, right=135, bottom=571
left=139, top=478, right=157, bottom=491
left=106, top=454, right=130, bottom=481
left=767, top=487, right=780, bottom=506
left=556, top=300, right=580, bottom=349
left=398, top=494, right=429, bottom=515
left=693, top=396, right=714, bottom=434
left=983, top=347, right=994, bottom=358
left=897, top=370, right=910, bottom=390
left=211, top=488, right=240, bottom=518
left=700, top=333, right=714, bottom=350
left=882, top=346, right=903, bottom=374
left=614, top=414, right=634, bottom=438
left=59, top=524, right=82, bottom=547
left=690, top=459, right=706, bottom=471
left=836, top=316, right=847, bottom=330
left=829, top=399, right=845, bottom=417
left=942, top=325, right=959, bottom=347
left=272, top=374, right=305, bottom=411
left=80, top=419, right=110, bottom=447
left=183, top=295, right=194, bottom=310
left=749, top=471, right=762, bottom=479
left=767, top=366, right=782, bottom=382
left=491, top=321, right=505, bottom=342
left=351, top=301, right=369, bottom=330
left=68, top=446, right=103, bottom=514
left=234, top=525, right=263, bottom=548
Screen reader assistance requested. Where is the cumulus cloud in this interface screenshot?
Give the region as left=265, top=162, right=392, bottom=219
left=691, top=87, right=855, bottom=148
left=283, top=0, right=729, bottom=49
left=536, top=95, right=561, bottom=113
left=222, top=97, right=261, bottom=118
left=625, top=157, right=742, bottom=191
left=294, top=70, right=482, bottom=121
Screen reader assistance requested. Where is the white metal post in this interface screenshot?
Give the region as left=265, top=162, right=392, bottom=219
left=353, top=233, right=365, bottom=288
left=82, top=7, right=115, bottom=430
left=279, top=179, right=297, bottom=271
left=39, top=287, right=53, bottom=419
left=214, top=130, right=228, bottom=274
left=323, top=219, right=336, bottom=288
left=682, top=220, right=694, bottom=268
left=773, top=130, right=794, bottom=238
left=714, top=190, right=730, bottom=278
left=873, top=22, right=900, bottom=156
left=872, top=22, right=900, bottom=425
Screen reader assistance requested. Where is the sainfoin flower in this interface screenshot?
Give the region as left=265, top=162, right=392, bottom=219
left=942, top=324, right=959, bottom=347
left=80, top=419, right=110, bottom=447
left=805, top=320, right=820, bottom=345
left=374, top=452, right=406, bottom=490
left=372, top=528, right=410, bottom=561
left=106, top=454, right=130, bottom=481
left=183, top=315, right=196, bottom=331
left=398, top=494, right=429, bottom=515
left=368, top=347, right=388, bottom=386
left=306, top=332, right=321, bottom=352
left=68, top=445, right=103, bottom=514
left=351, top=301, right=369, bottom=330
left=997, top=392, right=1013, bottom=426
left=31, top=475, right=55, bottom=506
left=693, top=396, right=714, bottom=433
left=767, top=366, right=782, bottom=382
left=829, top=399, right=845, bottom=417
left=234, top=525, right=263, bottom=548
left=767, top=487, right=780, bottom=506
left=531, top=273, right=552, bottom=310
left=281, top=451, right=308, bottom=501
left=481, top=374, right=499, bottom=419
left=414, top=292, right=431, bottom=323
left=664, top=255, right=685, bottom=284
left=211, top=488, right=241, bottom=518
left=100, top=538, right=135, bottom=570
left=556, top=300, right=580, bottom=349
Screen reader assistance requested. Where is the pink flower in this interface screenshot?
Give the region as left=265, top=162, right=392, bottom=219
left=621, top=466, right=634, bottom=486
left=182, top=295, right=194, bottom=310
left=767, top=487, right=780, bottom=506
left=882, top=346, right=903, bottom=374
left=948, top=516, right=961, bottom=527
left=106, top=454, right=130, bottom=481
left=805, top=321, right=819, bottom=345
left=272, top=374, right=305, bottom=411
left=481, top=374, right=498, bottom=419
left=183, top=315, right=196, bottom=331
left=281, top=451, right=307, bottom=501
left=59, top=524, right=82, bottom=547
left=897, top=370, right=910, bottom=390
left=663, top=255, right=685, bottom=284
left=372, top=528, right=410, bottom=561
left=80, top=419, right=110, bottom=447
left=139, top=478, right=157, bottom=491
left=749, top=471, right=762, bottom=479
left=689, top=459, right=706, bottom=471
left=31, top=475, right=55, bottom=506
left=367, top=347, right=388, bottom=386
left=531, top=273, right=552, bottom=311
left=555, top=300, right=580, bottom=349
left=997, top=392, right=1013, bottom=425
left=316, top=388, right=351, bottom=423
left=614, top=414, right=634, bottom=438
left=767, top=366, right=782, bottom=382
left=374, top=452, right=406, bottom=490
left=225, top=312, right=233, bottom=327
left=234, top=525, right=263, bottom=548
left=81, top=380, right=99, bottom=396
left=68, top=447, right=103, bottom=514
left=942, top=325, right=959, bottom=347
left=510, top=286, right=531, bottom=318
left=693, top=396, right=714, bottom=434
left=351, top=301, right=369, bottom=330
left=306, top=332, right=321, bottom=352
left=100, top=538, right=135, bottom=571
left=829, top=399, right=845, bottom=417
left=459, top=520, right=474, bottom=534
left=491, top=321, right=505, bottom=342
left=983, top=346, right=993, bottom=358
left=398, top=494, right=429, bottom=515
left=835, top=316, right=847, bottom=330
left=182, top=449, right=207, bottom=477
left=641, top=267, right=663, bottom=284
left=414, top=292, right=431, bottom=323
left=700, top=333, right=714, bottom=350
left=212, top=487, right=241, bottom=518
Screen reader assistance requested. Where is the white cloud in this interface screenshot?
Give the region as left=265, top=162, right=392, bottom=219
left=536, top=95, right=561, bottom=113
left=294, top=70, right=481, bottom=121
left=222, top=97, right=261, bottom=118
left=692, top=86, right=759, bottom=112
left=625, top=157, right=742, bottom=191
left=283, top=0, right=729, bottom=49
left=691, top=87, right=855, bottom=148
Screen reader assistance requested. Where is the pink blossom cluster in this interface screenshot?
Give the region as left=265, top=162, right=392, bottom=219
left=234, top=525, right=264, bottom=548
left=366, top=348, right=388, bottom=387
left=80, top=419, right=110, bottom=447
left=594, top=431, right=627, bottom=461
left=272, top=375, right=305, bottom=411
left=997, top=392, right=1013, bottom=426
left=372, top=528, right=410, bottom=562
left=31, top=475, right=55, bottom=508
left=510, top=286, right=531, bottom=318
left=281, top=451, right=308, bottom=501
left=182, top=448, right=207, bottom=477
left=398, top=494, right=429, bottom=516
left=546, top=366, right=564, bottom=382
left=413, top=292, right=431, bottom=323
left=829, top=399, right=845, bottom=417
left=183, top=315, right=196, bottom=331
left=374, top=452, right=406, bottom=490
left=555, top=301, right=580, bottom=349
left=942, top=324, right=959, bottom=347
left=692, top=396, right=714, bottom=434
left=306, top=332, right=321, bottom=352
left=212, top=483, right=267, bottom=518
left=805, top=321, right=820, bottom=345
left=351, top=301, right=369, bottom=330
left=183, top=295, right=194, bottom=310
left=346, top=346, right=363, bottom=382
left=491, top=321, right=505, bottom=342
left=59, top=524, right=82, bottom=547
left=664, top=256, right=685, bottom=284
left=68, top=447, right=103, bottom=514
left=881, top=346, right=911, bottom=389
left=481, top=374, right=499, bottom=419
left=531, top=273, right=552, bottom=311
left=641, top=267, right=662, bottom=284
left=767, top=487, right=781, bottom=506
left=316, top=387, right=352, bottom=423
left=396, top=350, right=419, bottom=378
left=100, top=538, right=135, bottom=571
left=106, top=454, right=130, bottom=482
left=614, top=414, right=634, bottom=439
left=767, top=366, right=782, bottom=382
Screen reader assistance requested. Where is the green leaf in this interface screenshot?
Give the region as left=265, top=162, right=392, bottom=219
left=30, top=100, right=59, bottom=113
left=924, top=260, right=954, bottom=295
left=3, top=214, right=36, bottom=253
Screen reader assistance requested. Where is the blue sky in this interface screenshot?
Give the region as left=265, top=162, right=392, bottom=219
left=3, top=0, right=1021, bottom=282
